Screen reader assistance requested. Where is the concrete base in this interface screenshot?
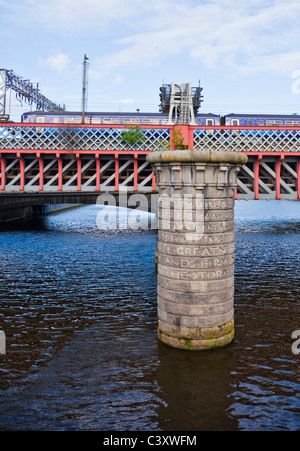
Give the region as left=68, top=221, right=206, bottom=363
left=157, top=320, right=235, bottom=351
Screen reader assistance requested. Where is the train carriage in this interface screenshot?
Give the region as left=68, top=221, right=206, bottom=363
left=21, top=111, right=221, bottom=126
left=223, top=114, right=300, bottom=143
left=224, top=113, right=300, bottom=127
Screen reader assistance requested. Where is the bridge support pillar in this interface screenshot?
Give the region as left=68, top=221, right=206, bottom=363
left=147, top=149, right=248, bottom=351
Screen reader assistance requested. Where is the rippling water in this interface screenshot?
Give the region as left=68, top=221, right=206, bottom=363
left=0, top=201, right=299, bottom=431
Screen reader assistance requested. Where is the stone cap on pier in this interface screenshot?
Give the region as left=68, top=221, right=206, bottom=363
left=147, top=149, right=248, bottom=165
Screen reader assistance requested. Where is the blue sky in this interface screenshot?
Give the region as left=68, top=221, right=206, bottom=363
left=2, top=0, right=300, bottom=120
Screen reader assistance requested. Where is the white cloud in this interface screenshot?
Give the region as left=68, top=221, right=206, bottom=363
left=120, top=99, right=134, bottom=105
left=3, top=0, right=300, bottom=79
left=0, top=0, right=154, bottom=33
left=113, top=74, right=123, bottom=85
left=88, top=0, right=300, bottom=77
left=236, top=52, right=300, bottom=76
left=41, top=53, right=71, bottom=73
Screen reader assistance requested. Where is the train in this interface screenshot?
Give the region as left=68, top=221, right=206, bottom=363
left=20, top=111, right=221, bottom=126
left=21, top=111, right=300, bottom=127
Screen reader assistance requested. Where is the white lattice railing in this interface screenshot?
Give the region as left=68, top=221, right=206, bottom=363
left=1, top=124, right=300, bottom=153
left=193, top=127, right=300, bottom=152
left=0, top=124, right=170, bottom=152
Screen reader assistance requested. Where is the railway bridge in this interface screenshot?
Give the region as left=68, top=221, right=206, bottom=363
left=0, top=122, right=300, bottom=220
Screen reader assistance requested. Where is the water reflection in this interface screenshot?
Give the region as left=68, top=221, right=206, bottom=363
left=0, top=201, right=299, bottom=431
left=156, top=343, right=237, bottom=431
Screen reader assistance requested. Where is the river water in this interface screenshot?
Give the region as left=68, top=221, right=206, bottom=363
left=0, top=201, right=299, bottom=431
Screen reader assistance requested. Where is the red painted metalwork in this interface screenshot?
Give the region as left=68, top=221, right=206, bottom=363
left=181, top=125, right=190, bottom=148
left=298, top=162, right=300, bottom=200
left=189, top=127, right=194, bottom=149
left=0, top=123, right=300, bottom=198
left=5, top=122, right=300, bottom=131
left=0, top=150, right=299, bottom=157
left=0, top=156, right=5, bottom=191
left=18, top=155, right=25, bottom=192
left=96, top=155, right=100, bottom=192
left=38, top=154, right=43, bottom=192
left=192, top=125, right=300, bottom=131
left=77, top=155, right=81, bottom=192
left=152, top=171, right=156, bottom=192
left=276, top=155, right=285, bottom=200
left=134, top=154, right=138, bottom=192
left=254, top=155, right=262, bottom=200
left=57, top=155, right=62, bottom=192
left=115, top=154, right=119, bottom=192
left=169, top=127, right=175, bottom=151
left=170, top=125, right=192, bottom=150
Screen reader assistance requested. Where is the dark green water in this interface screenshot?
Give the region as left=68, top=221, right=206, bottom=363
left=0, top=201, right=299, bottom=431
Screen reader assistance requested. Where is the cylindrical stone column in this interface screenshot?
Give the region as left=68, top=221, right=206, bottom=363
left=147, top=149, right=248, bottom=351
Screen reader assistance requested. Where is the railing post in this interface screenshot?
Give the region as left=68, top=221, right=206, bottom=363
left=96, top=155, right=100, bottom=192
left=298, top=162, right=300, bottom=201
left=0, top=156, right=5, bottom=191
left=152, top=171, right=156, bottom=192
left=37, top=153, right=43, bottom=192
left=76, top=154, right=81, bottom=192
left=115, top=154, right=119, bottom=192
left=134, top=154, right=138, bottom=192
left=57, top=153, right=62, bottom=192
left=254, top=155, right=262, bottom=200
left=17, top=153, right=25, bottom=192
left=276, top=155, right=284, bottom=200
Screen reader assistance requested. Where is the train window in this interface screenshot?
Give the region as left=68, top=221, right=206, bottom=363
left=142, top=119, right=160, bottom=125
left=247, top=120, right=253, bottom=126
left=286, top=121, right=300, bottom=126
left=65, top=117, right=81, bottom=124
left=123, top=118, right=140, bottom=124
left=266, top=120, right=283, bottom=126
left=206, top=119, right=214, bottom=126
left=91, top=118, right=102, bottom=124
left=103, top=118, right=120, bottom=124
left=37, top=117, right=45, bottom=123
left=232, top=119, right=239, bottom=126
left=258, top=120, right=264, bottom=126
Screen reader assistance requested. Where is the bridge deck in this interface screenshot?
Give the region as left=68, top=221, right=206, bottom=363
left=0, top=123, right=299, bottom=200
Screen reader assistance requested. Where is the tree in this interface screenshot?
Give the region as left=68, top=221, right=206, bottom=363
left=121, top=125, right=145, bottom=148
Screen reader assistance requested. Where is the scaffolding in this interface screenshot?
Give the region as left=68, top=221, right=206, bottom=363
left=159, top=82, right=203, bottom=125
left=0, top=69, right=65, bottom=120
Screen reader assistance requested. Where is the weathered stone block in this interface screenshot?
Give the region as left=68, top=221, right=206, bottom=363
left=157, top=285, right=235, bottom=305
left=158, top=230, right=235, bottom=246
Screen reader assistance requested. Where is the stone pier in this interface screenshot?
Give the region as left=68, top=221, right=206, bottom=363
left=147, top=149, right=248, bottom=351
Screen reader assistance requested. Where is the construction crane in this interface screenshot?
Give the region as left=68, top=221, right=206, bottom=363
left=0, top=69, right=65, bottom=120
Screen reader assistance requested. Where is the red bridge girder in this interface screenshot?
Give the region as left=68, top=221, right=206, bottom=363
left=0, top=124, right=300, bottom=200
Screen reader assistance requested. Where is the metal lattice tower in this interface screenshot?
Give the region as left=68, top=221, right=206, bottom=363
left=0, top=69, right=65, bottom=120
left=159, top=82, right=203, bottom=125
